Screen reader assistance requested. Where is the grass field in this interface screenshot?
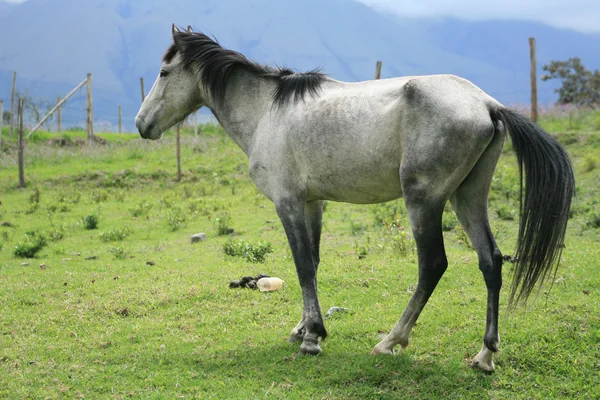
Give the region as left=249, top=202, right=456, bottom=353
left=1, top=110, right=599, bottom=399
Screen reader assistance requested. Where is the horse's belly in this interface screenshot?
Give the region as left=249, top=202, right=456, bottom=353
left=306, top=167, right=402, bottom=204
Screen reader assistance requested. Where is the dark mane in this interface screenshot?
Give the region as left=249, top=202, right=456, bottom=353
left=165, top=31, right=327, bottom=108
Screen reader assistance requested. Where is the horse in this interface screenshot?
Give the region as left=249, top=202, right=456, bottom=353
left=135, top=25, right=574, bottom=372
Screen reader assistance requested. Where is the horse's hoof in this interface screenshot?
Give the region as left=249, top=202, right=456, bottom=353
left=472, top=346, right=495, bottom=372
left=371, top=344, right=394, bottom=355
left=299, top=341, right=322, bottom=355
left=288, top=332, right=304, bottom=343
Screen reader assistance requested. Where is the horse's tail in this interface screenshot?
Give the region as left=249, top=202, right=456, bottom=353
left=490, top=107, right=575, bottom=306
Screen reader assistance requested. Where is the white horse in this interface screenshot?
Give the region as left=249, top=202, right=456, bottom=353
left=136, top=25, right=574, bottom=372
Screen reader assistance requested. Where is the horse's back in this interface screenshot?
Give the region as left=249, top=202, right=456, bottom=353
left=251, top=74, right=499, bottom=204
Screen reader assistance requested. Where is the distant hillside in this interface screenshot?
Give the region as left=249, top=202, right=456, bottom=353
left=1, top=0, right=598, bottom=131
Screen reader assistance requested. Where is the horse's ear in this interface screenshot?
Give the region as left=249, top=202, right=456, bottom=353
left=187, top=25, right=193, bottom=33
left=172, top=24, right=180, bottom=38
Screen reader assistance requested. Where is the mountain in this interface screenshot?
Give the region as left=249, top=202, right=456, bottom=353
left=1, top=0, right=599, bottom=131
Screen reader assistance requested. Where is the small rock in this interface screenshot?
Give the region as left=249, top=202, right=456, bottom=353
left=175, top=258, right=182, bottom=262
left=146, top=260, right=155, bottom=266
left=20, top=262, right=30, bottom=266
left=583, top=290, right=590, bottom=295
left=75, top=252, right=82, bottom=256
left=85, top=255, right=98, bottom=260
left=62, top=258, right=72, bottom=261
left=191, top=233, right=207, bottom=243
left=1, top=221, right=14, bottom=227
left=325, top=307, right=352, bottom=318
left=39, top=263, right=47, bottom=269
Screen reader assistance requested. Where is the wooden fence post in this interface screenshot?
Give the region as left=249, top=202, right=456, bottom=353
left=176, top=124, right=182, bottom=182
left=140, top=77, right=146, bottom=103
left=0, top=100, right=4, bottom=147
left=529, top=37, right=538, bottom=123
left=118, top=105, right=122, bottom=134
left=56, top=97, right=62, bottom=133
left=375, top=61, right=382, bottom=80
left=10, top=71, right=16, bottom=138
left=86, top=73, right=94, bottom=145
left=18, top=98, right=25, bottom=188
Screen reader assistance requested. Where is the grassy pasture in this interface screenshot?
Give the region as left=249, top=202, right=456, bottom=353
left=0, top=112, right=599, bottom=399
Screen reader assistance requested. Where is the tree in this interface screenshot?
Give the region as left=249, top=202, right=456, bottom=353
left=541, top=57, right=600, bottom=107
left=14, top=90, right=54, bottom=130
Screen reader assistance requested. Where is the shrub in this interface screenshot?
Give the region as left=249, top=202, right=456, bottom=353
left=223, top=240, right=273, bottom=263
left=82, top=213, right=100, bottom=230
left=14, top=232, right=47, bottom=258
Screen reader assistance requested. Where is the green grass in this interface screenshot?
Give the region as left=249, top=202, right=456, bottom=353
left=1, top=118, right=599, bottom=399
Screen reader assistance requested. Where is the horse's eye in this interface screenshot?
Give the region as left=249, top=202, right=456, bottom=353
left=160, top=70, right=169, bottom=78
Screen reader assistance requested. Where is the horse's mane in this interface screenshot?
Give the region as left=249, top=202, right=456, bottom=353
left=165, top=31, right=327, bottom=108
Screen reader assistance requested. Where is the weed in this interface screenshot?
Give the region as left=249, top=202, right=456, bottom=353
left=109, top=246, right=128, bottom=260
left=584, top=210, right=600, bottom=229
left=28, top=187, right=41, bottom=205
left=91, top=190, right=109, bottom=203
left=582, top=155, right=598, bottom=173
left=350, top=220, right=368, bottom=235
left=390, top=228, right=413, bottom=256
left=82, top=213, right=100, bottom=230
left=47, top=227, right=64, bottom=242
left=372, top=200, right=405, bottom=228
left=165, top=207, right=186, bottom=231
left=442, top=211, right=458, bottom=231
left=100, top=226, right=131, bottom=242
left=496, top=203, right=517, bottom=221
left=223, top=240, right=273, bottom=263
left=13, top=232, right=47, bottom=258
left=129, top=201, right=152, bottom=217
left=214, top=212, right=234, bottom=236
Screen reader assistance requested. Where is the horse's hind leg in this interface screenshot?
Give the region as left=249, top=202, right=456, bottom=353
left=372, top=180, right=448, bottom=354
left=450, top=122, right=505, bottom=372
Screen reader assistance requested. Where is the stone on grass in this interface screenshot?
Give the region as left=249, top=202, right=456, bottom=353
left=191, top=233, right=207, bottom=243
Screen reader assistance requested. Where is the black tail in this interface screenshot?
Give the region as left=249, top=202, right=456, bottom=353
left=490, top=107, right=575, bottom=306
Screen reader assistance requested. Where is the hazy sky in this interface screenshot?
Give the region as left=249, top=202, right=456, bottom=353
left=1, top=0, right=599, bottom=33
left=357, top=0, right=600, bottom=32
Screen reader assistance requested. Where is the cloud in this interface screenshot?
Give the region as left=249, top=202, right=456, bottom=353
left=356, top=0, right=600, bottom=33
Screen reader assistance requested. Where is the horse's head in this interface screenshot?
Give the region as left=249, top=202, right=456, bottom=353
left=136, top=25, right=205, bottom=140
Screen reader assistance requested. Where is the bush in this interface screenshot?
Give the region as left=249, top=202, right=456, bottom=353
left=223, top=240, right=273, bottom=263
left=14, top=232, right=47, bottom=258
left=82, top=213, right=100, bottom=230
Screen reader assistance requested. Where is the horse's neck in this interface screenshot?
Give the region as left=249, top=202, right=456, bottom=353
left=208, top=71, right=272, bottom=156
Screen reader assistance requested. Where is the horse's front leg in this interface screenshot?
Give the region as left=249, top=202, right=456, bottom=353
left=276, top=197, right=326, bottom=354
